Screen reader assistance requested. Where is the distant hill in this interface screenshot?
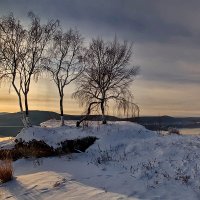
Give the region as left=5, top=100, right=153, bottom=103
left=0, top=111, right=59, bottom=126
left=1, top=110, right=200, bottom=137
left=0, top=110, right=121, bottom=126
left=0, top=110, right=120, bottom=137
left=137, top=115, right=200, bottom=130
left=0, top=111, right=61, bottom=137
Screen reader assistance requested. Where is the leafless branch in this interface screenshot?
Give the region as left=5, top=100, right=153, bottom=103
left=73, top=37, right=139, bottom=126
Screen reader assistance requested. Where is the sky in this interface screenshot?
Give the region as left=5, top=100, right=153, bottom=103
left=0, top=0, right=200, bottom=116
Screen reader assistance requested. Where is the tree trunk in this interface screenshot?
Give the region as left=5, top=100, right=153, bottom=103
left=24, top=93, right=31, bottom=127
left=12, top=82, right=27, bottom=127
left=76, top=102, right=94, bottom=127
left=101, top=101, right=106, bottom=124
left=60, top=95, right=64, bottom=126
left=18, top=93, right=28, bottom=127
left=19, top=94, right=27, bottom=127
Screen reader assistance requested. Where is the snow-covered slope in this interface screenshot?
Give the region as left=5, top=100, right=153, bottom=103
left=1, top=120, right=200, bottom=199
left=15, top=120, right=151, bottom=148
left=0, top=137, right=15, bottom=150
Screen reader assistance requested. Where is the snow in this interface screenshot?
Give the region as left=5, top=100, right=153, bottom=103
left=1, top=120, right=200, bottom=199
left=15, top=120, right=150, bottom=149
left=0, top=137, right=15, bottom=150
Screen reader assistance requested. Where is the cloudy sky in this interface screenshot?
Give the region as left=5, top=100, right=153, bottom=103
left=0, top=0, right=200, bottom=116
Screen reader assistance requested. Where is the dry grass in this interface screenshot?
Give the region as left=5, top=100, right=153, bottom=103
left=0, top=159, right=13, bottom=183
left=0, top=137, right=97, bottom=161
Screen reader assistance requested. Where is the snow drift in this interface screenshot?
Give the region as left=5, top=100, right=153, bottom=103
left=1, top=120, right=200, bottom=199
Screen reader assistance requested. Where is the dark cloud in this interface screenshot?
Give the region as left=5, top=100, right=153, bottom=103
left=1, top=0, right=200, bottom=115
left=0, top=0, right=195, bottom=42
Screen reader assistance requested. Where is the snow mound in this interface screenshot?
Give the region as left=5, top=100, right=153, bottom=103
left=3, top=120, right=200, bottom=199
left=15, top=120, right=153, bottom=149
left=0, top=137, right=15, bottom=150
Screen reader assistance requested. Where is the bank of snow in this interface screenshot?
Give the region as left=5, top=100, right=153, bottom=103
left=15, top=120, right=150, bottom=149
left=1, top=120, right=200, bottom=199
left=0, top=137, right=15, bottom=150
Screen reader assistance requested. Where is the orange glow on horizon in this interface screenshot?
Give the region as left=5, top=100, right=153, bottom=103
left=1, top=78, right=200, bottom=117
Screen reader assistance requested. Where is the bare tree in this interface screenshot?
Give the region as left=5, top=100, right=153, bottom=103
left=44, top=28, right=84, bottom=126
left=73, top=37, right=139, bottom=126
left=0, top=12, right=58, bottom=127
left=0, top=14, right=27, bottom=125
left=19, top=12, right=58, bottom=126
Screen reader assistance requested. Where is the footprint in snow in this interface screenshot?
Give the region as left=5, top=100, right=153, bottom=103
left=106, top=175, right=113, bottom=178
left=40, top=188, right=49, bottom=190
left=5, top=196, right=13, bottom=199
left=40, top=188, right=49, bottom=192
left=82, top=177, right=90, bottom=179
left=53, top=178, right=67, bottom=188
left=68, top=178, right=76, bottom=182
left=27, top=185, right=38, bottom=191
left=23, top=192, right=31, bottom=196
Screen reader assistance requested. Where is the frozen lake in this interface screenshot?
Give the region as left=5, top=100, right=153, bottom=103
left=0, top=126, right=23, bottom=137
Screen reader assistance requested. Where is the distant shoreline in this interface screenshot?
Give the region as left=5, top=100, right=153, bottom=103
left=0, top=126, right=23, bottom=127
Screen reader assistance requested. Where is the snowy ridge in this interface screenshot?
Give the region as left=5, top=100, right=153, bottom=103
left=1, top=121, right=200, bottom=199
left=15, top=120, right=150, bottom=149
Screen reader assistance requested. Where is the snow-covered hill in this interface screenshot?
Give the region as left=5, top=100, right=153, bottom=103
left=1, top=120, right=200, bottom=199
